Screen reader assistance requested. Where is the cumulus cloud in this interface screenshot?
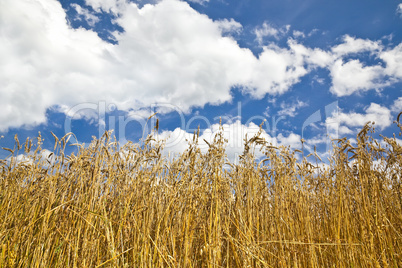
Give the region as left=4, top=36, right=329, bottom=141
left=326, top=35, right=402, bottom=97
left=326, top=36, right=402, bottom=97
left=338, top=125, right=354, bottom=135
left=326, top=103, right=392, bottom=132
left=156, top=120, right=301, bottom=163
left=287, top=40, right=334, bottom=68
left=0, top=0, right=112, bottom=131
left=241, top=43, right=309, bottom=98
left=276, top=132, right=302, bottom=150
left=326, top=36, right=398, bottom=96
left=379, top=43, right=402, bottom=79
left=331, top=35, right=381, bottom=57
left=329, top=59, right=389, bottom=96
left=0, top=0, right=317, bottom=132
left=71, top=3, right=100, bottom=26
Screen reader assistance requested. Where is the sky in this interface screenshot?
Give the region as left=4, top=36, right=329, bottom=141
left=1, top=0, right=402, bottom=163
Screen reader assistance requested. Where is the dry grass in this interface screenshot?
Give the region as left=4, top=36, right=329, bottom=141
left=0, top=121, right=401, bottom=267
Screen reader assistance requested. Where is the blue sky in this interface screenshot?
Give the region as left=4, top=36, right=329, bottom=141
left=1, top=0, right=402, bottom=162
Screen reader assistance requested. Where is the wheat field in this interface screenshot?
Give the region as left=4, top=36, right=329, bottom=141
left=0, top=121, right=401, bottom=267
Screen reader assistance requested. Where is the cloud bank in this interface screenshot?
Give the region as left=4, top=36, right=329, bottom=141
left=326, top=102, right=395, bottom=135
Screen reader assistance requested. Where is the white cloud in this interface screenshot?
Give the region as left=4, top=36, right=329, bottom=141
left=243, top=41, right=313, bottom=98
left=338, top=125, right=353, bottom=135
left=6, top=154, right=33, bottom=166
left=327, top=35, right=401, bottom=97
left=287, top=40, right=334, bottom=68
left=329, top=59, right=388, bottom=96
left=326, top=103, right=392, bottom=132
left=71, top=3, right=100, bottom=27
left=327, top=35, right=402, bottom=97
left=307, top=28, right=319, bottom=37
left=0, top=0, right=111, bottom=131
left=156, top=120, right=301, bottom=163
left=254, top=22, right=290, bottom=44
left=288, top=34, right=398, bottom=98
left=380, top=43, right=402, bottom=79
left=397, top=4, right=402, bottom=17
left=276, top=132, right=302, bottom=149
left=277, top=100, right=308, bottom=117
left=391, top=97, right=402, bottom=113
left=331, top=35, right=381, bottom=57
